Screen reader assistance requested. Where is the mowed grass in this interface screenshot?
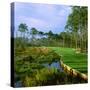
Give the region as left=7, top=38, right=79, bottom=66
left=48, top=47, right=88, bottom=74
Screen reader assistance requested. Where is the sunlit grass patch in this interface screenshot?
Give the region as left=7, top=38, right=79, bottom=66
left=49, top=47, right=87, bottom=74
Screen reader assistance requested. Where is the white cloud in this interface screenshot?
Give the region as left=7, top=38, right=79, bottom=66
left=15, top=2, right=72, bottom=33
left=16, top=16, right=49, bottom=30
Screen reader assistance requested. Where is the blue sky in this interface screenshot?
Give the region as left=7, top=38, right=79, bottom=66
left=15, top=2, right=72, bottom=34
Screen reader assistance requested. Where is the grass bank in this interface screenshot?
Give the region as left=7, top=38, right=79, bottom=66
left=48, top=47, right=88, bottom=74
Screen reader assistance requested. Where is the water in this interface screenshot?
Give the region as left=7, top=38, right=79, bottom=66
left=43, top=61, right=63, bottom=72
left=15, top=81, right=22, bottom=87
left=15, top=61, right=63, bottom=87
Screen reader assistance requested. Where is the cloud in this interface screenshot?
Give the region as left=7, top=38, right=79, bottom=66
left=15, top=2, right=72, bottom=33
left=16, top=16, right=48, bottom=28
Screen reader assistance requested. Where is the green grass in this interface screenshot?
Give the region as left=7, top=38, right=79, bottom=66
left=49, top=47, right=88, bottom=74
left=15, top=47, right=87, bottom=86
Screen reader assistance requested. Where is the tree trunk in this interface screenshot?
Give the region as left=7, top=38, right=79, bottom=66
left=63, top=36, right=65, bottom=47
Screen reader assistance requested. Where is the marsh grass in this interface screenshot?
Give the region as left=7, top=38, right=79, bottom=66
left=14, top=47, right=87, bottom=87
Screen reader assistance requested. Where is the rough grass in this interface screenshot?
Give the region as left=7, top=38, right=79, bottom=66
left=48, top=47, right=88, bottom=74
left=15, top=47, right=87, bottom=87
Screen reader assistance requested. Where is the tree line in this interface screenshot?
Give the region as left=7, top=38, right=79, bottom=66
left=14, top=6, right=88, bottom=53
left=65, top=6, right=88, bottom=53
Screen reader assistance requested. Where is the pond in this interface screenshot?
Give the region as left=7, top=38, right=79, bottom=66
left=15, top=60, right=63, bottom=87
left=43, top=61, right=63, bottom=72
left=14, top=81, right=22, bottom=87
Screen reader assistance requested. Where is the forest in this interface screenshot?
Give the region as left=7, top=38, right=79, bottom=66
left=13, top=6, right=88, bottom=87
left=15, top=6, right=88, bottom=53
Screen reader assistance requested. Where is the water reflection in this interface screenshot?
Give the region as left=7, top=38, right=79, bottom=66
left=15, top=81, right=22, bottom=87
left=15, top=61, right=63, bottom=87
left=43, top=61, right=63, bottom=71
